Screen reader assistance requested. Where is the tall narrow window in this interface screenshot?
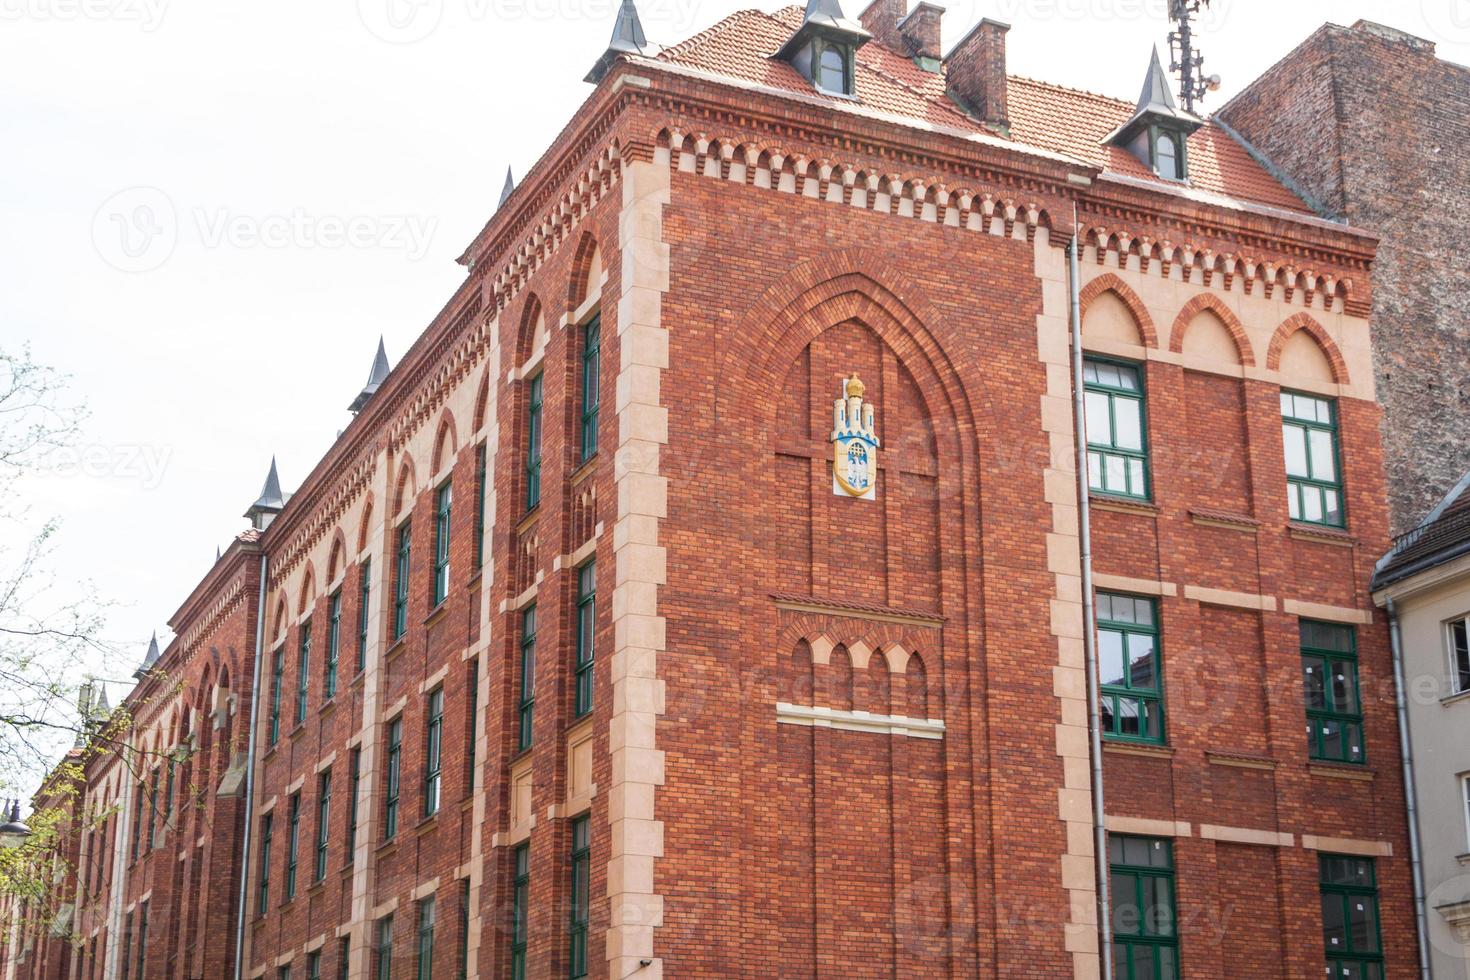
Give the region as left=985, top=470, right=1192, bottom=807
left=519, top=606, right=536, bottom=751
left=315, top=770, right=331, bottom=882
left=1097, top=593, right=1164, bottom=744
left=297, top=619, right=312, bottom=726
left=510, top=845, right=529, bottom=980
left=416, top=896, right=436, bottom=980
left=257, top=814, right=273, bottom=916
left=394, top=524, right=412, bottom=641
left=135, top=900, right=149, bottom=977
left=1154, top=131, right=1181, bottom=180
left=569, top=815, right=590, bottom=978
left=1302, top=620, right=1364, bottom=764
left=326, top=591, right=342, bottom=699
left=120, top=912, right=133, bottom=980
left=525, top=374, right=543, bottom=511
left=424, top=688, right=443, bottom=818
left=285, top=791, right=301, bottom=901
left=433, top=482, right=452, bottom=607
left=376, top=915, right=394, bottom=980
left=279, top=968, right=292, bottom=980
left=145, top=769, right=159, bottom=850
left=1320, top=855, right=1383, bottom=978
left=473, top=444, right=487, bottom=570
left=580, top=314, right=600, bottom=462
left=338, top=937, right=351, bottom=980
left=1462, top=775, right=1470, bottom=853
left=1084, top=358, right=1149, bottom=499
left=161, top=758, right=174, bottom=842
left=457, top=878, right=470, bottom=980
left=814, top=38, right=852, bottom=94
left=347, top=747, right=361, bottom=866
left=1448, top=615, right=1470, bottom=695
left=1109, top=836, right=1178, bottom=980
left=465, top=661, right=479, bottom=795
left=357, top=559, right=371, bottom=673
left=1282, top=391, right=1344, bottom=527
left=269, top=648, right=284, bottom=745
left=130, top=784, right=143, bottom=861
left=574, top=563, right=595, bottom=717
left=308, top=953, right=321, bottom=980
left=384, top=718, right=402, bottom=839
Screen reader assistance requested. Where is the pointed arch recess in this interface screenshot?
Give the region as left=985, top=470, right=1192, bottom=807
left=392, top=455, right=418, bottom=518
left=1169, top=293, right=1255, bottom=366
left=1079, top=273, right=1160, bottom=348
left=431, top=411, right=459, bottom=476
left=355, top=493, right=376, bottom=554
left=1267, top=313, right=1350, bottom=384
left=567, top=232, right=603, bottom=310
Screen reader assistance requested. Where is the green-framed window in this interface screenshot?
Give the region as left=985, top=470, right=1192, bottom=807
left=135, top=901, right=148, bottom=977
left=519, top=606, right=536, bottom=751
left=433, top=482, right=452, bottom=607
left=285, top=791, right=300, bottom=901
left=357, top=559, right=371, bottom=673
left=130, top=780, right=143, bottom=862
left=1282, top=391, right=1344, bottom=527
left=580, top=314, right=600, bottom=462
left=394, top=523, right=411, bottom=641
left=1320, top=855, right=1383, bottom=979
left=510, top=844, right=529, bottom=980
left=569, top=815, right=590, bottom=978
left=1084, top=358, right=1149, bottom=500
left=457, top=878, right=470, bottom=980
left=257, top=814, right=272, bottom=916
left=465, top=661, right=479, bottom=794
left=347, top=747, right=361, bottom=867
left=574, top=563, right=596, bottom=717
left=338, top=936, right=351, bottom=980
left=145, top=769, right=158, bottom=850
left=1109, top=835, right=1178, bottom=980
left=416, top=896, right=435, bottom=980
left=384, top=718, right=402, bottom=839
left=269, top=648, right=284, bottom=746
left=525, top=373, right=543, bottom=512
left=424, top=688, right=443, bottom=818
left=376, top=914, right=393, bottom=980
left=120, top=912, right=132, bottom=980
left=307, top=952, right=321, bottom=980
left=315, top=769, right=331, bottom=882
left=473, top=444, right=487, bottom=570
left=325, top=591, right=341, bottom=699
left=296, top=619, right=312, bottom=727
left=812, top=35, right=854, bottom=95
left=1302, top=620, right=1364, bottom=764
left=1097, top=592, right=1164, bottom=744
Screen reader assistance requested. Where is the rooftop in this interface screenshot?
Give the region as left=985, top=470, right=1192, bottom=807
left=1374, top=469, right=1470, bottom=590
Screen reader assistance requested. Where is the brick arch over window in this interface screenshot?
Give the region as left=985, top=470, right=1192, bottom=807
left=515, top=293, right=545, bottom=366
left=1079, top=273, right=1159, bottom=348
left=296, top=561, right=316, bottom=617
left=567, top=232, right=602, bottom=310
left=355, top=493, right=375, bottom=554
left=430, top=410, right=458, bottom=475
left=392, top=454, right=417, bottom=518
left=326, top=529, right=348, bottom=584
left=471, top=370, right=491, bottom=434
left=1169, top=293, right=1256, bottom=366
left=1267, top=312, right=1350, bottom=384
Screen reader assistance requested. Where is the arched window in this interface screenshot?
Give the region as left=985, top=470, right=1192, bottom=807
left=1155, top=132, right=1181, bottom=181
left=816, top=42, right=850, bottom=95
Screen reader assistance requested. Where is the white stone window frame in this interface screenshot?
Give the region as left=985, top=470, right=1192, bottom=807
left=1447, top=615, right=1470, bottom=696
left=1462, top=772, right=1470, bottom=855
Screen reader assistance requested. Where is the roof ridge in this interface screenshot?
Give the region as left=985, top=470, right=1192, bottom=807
left=1008, top=73, right=1134, bottom=110
left=658, top=7, right=773, bottom=62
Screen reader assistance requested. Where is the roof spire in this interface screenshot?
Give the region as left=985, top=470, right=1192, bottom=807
left=348, top=337, right=391, bottom=414
left=244, top=457, right=286, bottom=529
left=133, top=632, right=161, bottom=680
left=1137, top=46, right=1177, bottom=114
left=1102, top=46, right=1203, bottom=176
left=498, top=167, right=516, bottom=208
left=585, top=0, right=648, bottom=83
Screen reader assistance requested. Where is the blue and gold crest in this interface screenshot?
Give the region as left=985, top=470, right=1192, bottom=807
left=831, top=374, right=879, bottom=500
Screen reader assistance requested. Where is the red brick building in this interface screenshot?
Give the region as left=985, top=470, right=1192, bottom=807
left=3, top=4, right=1423, bottom=978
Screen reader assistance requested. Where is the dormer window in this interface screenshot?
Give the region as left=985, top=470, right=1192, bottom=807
left=1103, top=47, right=1202, bottom=185
left=815, top=38, right=854, bottom=94
left=776, top=0, right=869, bottom=97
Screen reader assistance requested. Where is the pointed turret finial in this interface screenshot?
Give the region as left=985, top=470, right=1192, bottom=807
left=1136, top=46, right=1177, bottom=114
left=1102, top=46, right=1203, bottom=179
left=96, top=687, right=111, bottom=716
left=585, top=0, right=648, bottom=83
left=499, top=167, right=516, bottom=208
left=348, top=338, right=392, bottom=414
left=215, top=545, right=222, bottom=562
left=244, top=457, right=286, bottom=529
left=133, top=632, right=161, bottom=680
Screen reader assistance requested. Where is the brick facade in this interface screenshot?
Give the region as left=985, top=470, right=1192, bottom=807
left=1219, top=19, right=1470, bottom=535
left=2, top=8, right=1425, bottom=980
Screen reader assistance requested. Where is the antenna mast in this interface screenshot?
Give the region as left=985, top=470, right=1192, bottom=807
left=1167, top=0, right=1220, bottom=113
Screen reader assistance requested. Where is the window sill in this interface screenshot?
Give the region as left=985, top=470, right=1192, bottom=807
left=416, top=812, right=439, bottom=835
left=466, top=571, right=483, bottom=592
left=1288, top=522, right=1356, bottom=547
left=1205, top=750, right=1277, bottom=771
left=569, top=455, right=598, bottom=486
left=290, top=723, right=307, bottom=742
left=1308, top=761, right=1374, bottom=781
left=1102, top=741, right=1172, bottom=759
left=319, top=697, right=338, bottom=719
left=517, top=506, right=541, bottom=535
left=1089, top=494, right=1159, bottom=518
left=376, top=837, right=399, bottom=857
left=424, top=602, right=449, bottom=629
left=1189, top=507, right=1260, bottom=533
left=385, top=637, right=407, bottom=662
left=306, top=879, right=326, bottom=897
left=1457, top=853, right=1470, bottom=867
left=262, top=743, right=279, bottom=762
left=351, top=669, right=366, bottom=689
left=1441, top=689, right=1470, bottom=708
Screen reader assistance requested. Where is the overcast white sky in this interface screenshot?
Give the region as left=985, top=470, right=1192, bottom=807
left=1, top=0, right=1465, bottom=716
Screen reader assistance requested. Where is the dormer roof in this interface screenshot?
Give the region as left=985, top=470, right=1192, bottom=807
left=1103, top=47, right=1202, bottom=147
left=774, top=0, right=870, bottom=61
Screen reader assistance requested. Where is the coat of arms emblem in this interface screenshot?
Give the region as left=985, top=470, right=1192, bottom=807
left=831, top=374, right=879, bottom=500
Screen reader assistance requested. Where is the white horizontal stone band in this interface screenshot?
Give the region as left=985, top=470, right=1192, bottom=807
left=775, top=702, right=945, bottom=739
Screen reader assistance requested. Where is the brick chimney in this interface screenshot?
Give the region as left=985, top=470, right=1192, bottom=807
left=898, top=1, right=943, bottom=67
left=944, top=18, right=1009, bottom=130
left=858, top=0, right=907, bottom=53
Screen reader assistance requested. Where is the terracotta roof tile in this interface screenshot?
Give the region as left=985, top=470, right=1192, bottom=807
left=653, top=6, right=1312, bottom=213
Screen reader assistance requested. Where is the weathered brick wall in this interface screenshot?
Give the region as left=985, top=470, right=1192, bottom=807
left=1221, top=21, right=1470, bottom=532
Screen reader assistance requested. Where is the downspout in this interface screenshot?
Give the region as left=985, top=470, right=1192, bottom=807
left=1385, top=596, right=1432, bottom=980
left=1067, top=211, right=1113, bottom=979
left=233, top=551, right=269, bottom=980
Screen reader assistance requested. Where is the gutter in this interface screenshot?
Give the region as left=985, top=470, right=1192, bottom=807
left=1067, top=211, right=1113, bottom=979
left=1385, top=597, right=1433, bottom=980
left=233, top=552, right=269, bottom=980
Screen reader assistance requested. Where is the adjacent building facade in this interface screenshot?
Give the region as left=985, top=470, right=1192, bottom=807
left=1373, top=469, right=1470, bottom=977
left=1, top=4, right=1432, bottom=978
